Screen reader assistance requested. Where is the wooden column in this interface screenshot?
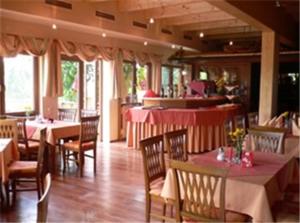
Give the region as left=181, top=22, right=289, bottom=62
left=258, top=31, right=279, bottom=124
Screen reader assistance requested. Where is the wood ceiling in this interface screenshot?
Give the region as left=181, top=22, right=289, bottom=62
left=86, top=0, right=299, bottom=51
left=0, top=0, right=298, bottom=52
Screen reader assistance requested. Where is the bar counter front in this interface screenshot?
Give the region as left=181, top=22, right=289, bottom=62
left=126, top=98, right=241, bottom=153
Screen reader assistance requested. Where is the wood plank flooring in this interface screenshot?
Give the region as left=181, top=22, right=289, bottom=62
left=0, top=142, right=147, bottom=222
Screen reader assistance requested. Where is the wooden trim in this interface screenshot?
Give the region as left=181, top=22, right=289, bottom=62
left=34, top=57, right=39, bottom=114
left=0, top=57, right=4, bottom=115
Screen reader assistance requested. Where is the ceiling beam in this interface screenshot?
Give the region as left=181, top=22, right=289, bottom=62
left=161, top=11, right=234, bottom=26
left=128, top=1, right=215, bottom=20
left=117, top=0, right=201, bottom=12
left=178, top=19, right=247, bottom=31
left=205, top=0, right=299, bottom=47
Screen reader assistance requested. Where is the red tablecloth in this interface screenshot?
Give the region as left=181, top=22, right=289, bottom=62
left=126, top=104, right=240, bottom=126
left=126, top=104, right=242, bottom=153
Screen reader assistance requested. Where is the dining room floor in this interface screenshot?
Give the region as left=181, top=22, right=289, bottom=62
left=0, top=141, right=149, bottom=222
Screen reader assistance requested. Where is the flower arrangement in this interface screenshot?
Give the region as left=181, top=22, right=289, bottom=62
left=229, top=128, right=245, bottom=162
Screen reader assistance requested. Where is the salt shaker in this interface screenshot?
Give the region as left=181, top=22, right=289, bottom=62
left=217, top=147, right=225, bottom=161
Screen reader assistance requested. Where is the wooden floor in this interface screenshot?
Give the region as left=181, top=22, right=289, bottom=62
left=1, top=141, right=299, bottom=222
left=0, top=142, right=147, bottom=222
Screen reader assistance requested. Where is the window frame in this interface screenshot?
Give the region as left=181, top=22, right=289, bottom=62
left=123, top=60, right=151, bottom=96
left=161, top=64, right=183, bottom=87
left=60, top=55, right=100, bottom=117
left=0, top=54, right=39, bottom=116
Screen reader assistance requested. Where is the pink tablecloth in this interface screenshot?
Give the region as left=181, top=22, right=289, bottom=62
left=161, top=149, right=298, bottom=223
left=126, top=105, right=241, bottom=153
left=0, top=139, right=18, bottom=183
left=26, top=120, right=80, bottom=146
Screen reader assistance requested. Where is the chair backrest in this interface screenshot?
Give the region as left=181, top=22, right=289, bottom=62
left=164, top=129, right=188, bottom=162
left=247, top=128, right=286, bottom=154
left=224, top=119, right=233, bottom=146
left=37, top=173, right=51, bottom=223
left=170, top=160, right=227, bottom=222
left=248, top=112, right=258, bottom=128
left=140, top=135, right=166, bottom=191
left=79, top=115, right=100, bottom=143
left=58, top=108, right=77, bottom=122
left=234, top=114, right=246, bottom=131
left=81, top=109, right=98, bottom=117
left=37, top=128, right=47, bottom=177
left=16, top=118, right=28, bottom=145
left=0, top=119, right=18, bottom=147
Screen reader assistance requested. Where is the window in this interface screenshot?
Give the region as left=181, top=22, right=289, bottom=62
left=123, top=61, right=148, bottom=102
left=161, top=65, right=183, bottom=89
left=3, top=54, right=36, bottom=113
left=83, top=61, right=97, bottom=110
left=59, top=59, right=80, bottom=108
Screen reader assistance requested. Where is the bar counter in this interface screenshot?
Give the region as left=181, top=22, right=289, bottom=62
left=126, top=104, right=241, bottom=153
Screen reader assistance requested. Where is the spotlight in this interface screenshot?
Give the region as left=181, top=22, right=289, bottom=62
left=52, top=24, right=57, bottom=30
left=149, top=18, right=154, bottom=24
left=102, top=33, right=107, bottom=38
left=144, top=41, right=148, bottom=46
left=199, top=32, right=204, bottom=38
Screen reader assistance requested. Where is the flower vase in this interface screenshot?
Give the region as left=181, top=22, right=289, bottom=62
left=233, top=141, right=243, bottom=164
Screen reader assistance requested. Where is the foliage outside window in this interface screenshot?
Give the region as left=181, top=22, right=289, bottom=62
left=161, top=65, right=183, bottom=89
left=3, top=54, right=35, bottom=113
left=123, top=62, right=148, bottom=102
left=84, top=62, right=96, bottom=110
left=59, top=60, right=79, bottom=108
left=161, top=66, right=170, bottom=89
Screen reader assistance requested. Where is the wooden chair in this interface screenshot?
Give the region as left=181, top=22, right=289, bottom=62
left=247, top=128, right=286, bottom=154
left=58, top=108, right=77, bottom=122
left=6, top=128, right=47, bottom=205
left=224, top=119, right=233, bottom=146
left=0, top=119, right=18, bottom=148
left=170, top=160, right=248, bottom=222
left=37, top=173, right=51, bottom=223
left=140, top=135, right=173, bottom=222
left=16, top=118, right=40, bottom=160
left=81, top=109, right=98, bottom=117
left=247, top=112, right=258, bottom=128
left=233, top=114, right=246, bottom=131
left=164, top=129, right=188, bottom=162
left=62, top=115, right=99, bottom=177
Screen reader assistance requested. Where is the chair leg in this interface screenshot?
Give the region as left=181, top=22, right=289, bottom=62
left=36, top=176, right=41, bottom=199
left=12, top=180, right=16, bottom=204
left=93, top=147, right=97, bottom=175
left=79, top=151, right=84, bottom=177
left=145, top=195, right=151, bottom=222
left=62, top=148, right=66, bottom=173
left=162, top=203, right=166, bottom=222
left=4, top=182, right=9, bottom=207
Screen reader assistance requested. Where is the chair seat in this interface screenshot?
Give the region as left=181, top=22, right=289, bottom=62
left=149, top=179, right=165, bottom=196
left=8, top=161, right=37, bottom=177
left=18, top=141, right=40, bottom=150
left=63, top=140, right=95, bottom=151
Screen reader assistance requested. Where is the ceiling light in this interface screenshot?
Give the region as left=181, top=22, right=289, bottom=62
left=143, top=41, right=148, bottom=46
left=102, top=33, right=107, bottom=38
left=149, top=18, right=155, bottom=24
left=275, top=0, right=281, bottom=7
left=229, top=41, right=233, bottom=46
left=171, top=44, right=176, bottom=49
left=52, top=24, right=57, bottom=30
left=199, top=32, right=204, bottom=38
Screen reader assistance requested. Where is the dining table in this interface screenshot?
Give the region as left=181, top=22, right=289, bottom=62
left=26, top=119, right=80, bottom=174
left=0, top=139, right=19, bottom=184
left=161, top=148, right=299, bottom=223
left=126, top=104, right=242, bottom=153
